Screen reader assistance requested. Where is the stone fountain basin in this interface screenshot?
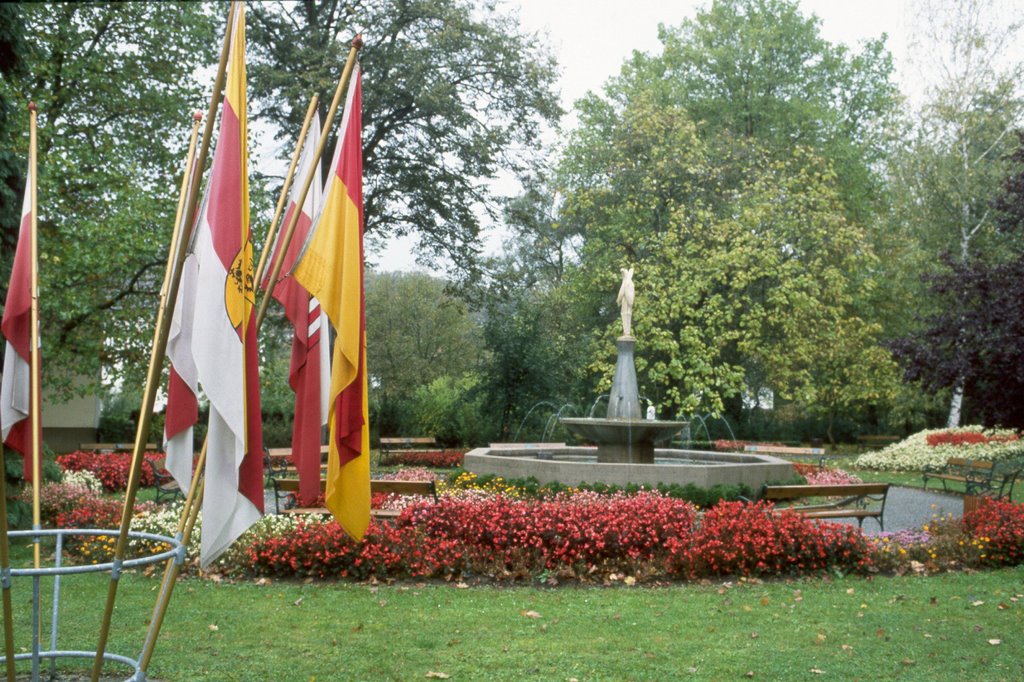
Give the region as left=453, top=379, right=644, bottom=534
left=464, top=445, right=794, bottom=489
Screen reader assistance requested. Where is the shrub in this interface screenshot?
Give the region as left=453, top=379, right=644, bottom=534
left=961, top=498, right=1024, bottom=566
left=56, top=450, right=165, bottom=491
left=855, top=426, right=1022, bottom=472
left=669, top=501, right=871, bottom=578
left=385, top=450, right=464, bottom=468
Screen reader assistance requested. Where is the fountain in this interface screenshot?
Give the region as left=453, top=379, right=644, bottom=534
left=464, top=268, right=793, bottom=489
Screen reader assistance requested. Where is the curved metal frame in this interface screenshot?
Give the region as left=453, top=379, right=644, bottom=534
left=1, top=528, right=183, bottom=682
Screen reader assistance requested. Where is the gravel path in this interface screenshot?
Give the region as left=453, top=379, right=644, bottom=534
left=841, top=485, right=963, bottom=535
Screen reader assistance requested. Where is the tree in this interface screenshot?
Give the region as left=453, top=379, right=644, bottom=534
left=0, top=3, right=27, bottom=298
left=246, top=0, right=562, bottom=270
left=364, top=271, right=483, bottom=434
left=890, top=253, right=1024, bottom=429
left=0, top=3, right=217, bottom=397
left=556, top=91, right=898, bottom=436
left=611, top=0, right=899, bottom=223
left=894, top=0, right=1024, bottom=426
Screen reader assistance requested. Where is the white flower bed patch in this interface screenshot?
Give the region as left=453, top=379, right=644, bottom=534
left=854, top=426, right=1022, bottom=472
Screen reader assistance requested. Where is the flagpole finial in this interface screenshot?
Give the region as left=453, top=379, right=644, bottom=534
left=27, top=101, right=37, bottom=112
left=352, top=34, right=364, bottom=49
left=193, top=111, right=203, bottom=122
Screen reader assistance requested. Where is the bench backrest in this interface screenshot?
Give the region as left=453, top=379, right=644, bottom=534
left=274, top=478, right=438, bottom=499
left=380, top=437, right=435, bottom=447
left=79, top=442, right=159, bottom=453
left=267, top=445, right=329, bottom=458
left=967, top=460, right=995, bottom=472
left=744, top=445, right=825, bottom=456
left=762, top=483, right=889, bottom=499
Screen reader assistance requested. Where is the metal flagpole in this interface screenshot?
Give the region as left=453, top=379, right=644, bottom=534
left=137, top=36, right=363, bottom=680
left=90, top=4, right=239, bottom=679
left=253, top=94, right=320, bottom=289
left=254, top=36, right=363, bottom=331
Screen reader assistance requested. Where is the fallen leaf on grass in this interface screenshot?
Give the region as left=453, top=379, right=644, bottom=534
left=424, top=672, right=450, bottom=679
left=208, top=624, right=219, bottom=632
left=900, top=658, right=915, bottom=666
left=456, top=582, right=469, bottom=589
left=875, top=629, right=885, bottom=638
left=810, top=668, right=825, bottom=674
left=988, top=639, right=1001, bottom=645
left=841, top=644, right=853, bottom=652
left=815, top=633, right=827, bottom=644
left=744, top=672, right=754, bottom=678
left=846, top=588, right=855, bottom=595
left=760, top=597, right=770, bottom=606
left=521, top=610, right=542, bottom=619
left=750, top=632, right=759, bottom=640
left=971, top=600, right=985, bottom=607
left=293, top=598, right=303, bottom=607
left=624, top=576, right=637, bottom=586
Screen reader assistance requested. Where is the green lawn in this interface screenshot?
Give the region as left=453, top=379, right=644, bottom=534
left=2, top=566, right=1021, bottom=680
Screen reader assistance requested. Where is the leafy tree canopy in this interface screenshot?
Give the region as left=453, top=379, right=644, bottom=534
left=247, top=0, right=562, bottom=270
left=606, top=0, right=899, bottom=223
left=0, top=2, right=217, bottom=397
left=557, top=91, right=898, bottom=421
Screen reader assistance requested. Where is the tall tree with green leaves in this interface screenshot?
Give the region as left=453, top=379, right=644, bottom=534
left=0, top=3, right=27, bottom=299
left=246, top=0, right=562, bottom=270
left=611, top=0, right=899, bottom=224
left=0, top=3, right=217, bottom=398
left=556, top=86, right=898, bottom=440
left=892, top=0, right=1024, bottom=426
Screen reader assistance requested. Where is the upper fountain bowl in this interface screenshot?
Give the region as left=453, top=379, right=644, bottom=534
left=559, top=417, right=688, bottom=463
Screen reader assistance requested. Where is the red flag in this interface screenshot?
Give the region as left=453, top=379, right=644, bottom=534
left=2, top=155, right=36, bottom=480
left=261, top=114, right=329, bottom=506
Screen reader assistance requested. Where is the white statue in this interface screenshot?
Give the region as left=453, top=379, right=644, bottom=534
left=616, top=267, right=634, bottom=337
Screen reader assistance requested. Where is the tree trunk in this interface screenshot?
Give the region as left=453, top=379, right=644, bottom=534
left=947, top=378, right=964, bottom=428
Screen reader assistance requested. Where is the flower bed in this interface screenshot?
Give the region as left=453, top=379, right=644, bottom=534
left=793, top=462, right=862, bottom=485
left=236, top=493, right=875, bottom=582
left=56, top=450, right=166, bottom=491
left=31, top=468, right=1024, bottom=583
left=384, top=449, right=464, bottom=468
left=854, top=427, right=1022, bottom=472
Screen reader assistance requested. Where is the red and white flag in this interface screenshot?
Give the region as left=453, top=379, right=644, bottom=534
left=262, top=113, right=330, bottom=506
left=169, top=6, right=263, bottom=567
left=2, top=158, right=35, bottom=480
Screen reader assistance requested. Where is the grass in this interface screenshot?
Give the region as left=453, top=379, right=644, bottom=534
left=1, top=558, right=1021, bottom=681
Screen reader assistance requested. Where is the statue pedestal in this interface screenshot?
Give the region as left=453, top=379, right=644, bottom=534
left=607, top=336, right=640, bottom=419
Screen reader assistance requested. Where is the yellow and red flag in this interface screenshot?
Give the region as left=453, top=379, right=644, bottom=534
left=293, top=65, right=369, bottom=540
left=1, top=152, right=36, bottom=480
left=171, top=5, right=263, bottom=566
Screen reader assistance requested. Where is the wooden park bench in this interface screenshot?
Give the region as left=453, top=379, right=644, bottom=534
left=755, top=483, right=890, bottom=530
left=921, top=458, right=997, bottom=495
left=856, top=435, right=900, bottom=451
left=79, top=442, right=159, bottom=453
left=146, top=458, right=183, bottom=504
left=264, top=445, right=329, bottom=481
left=744, top=444, right=829, bottom=469
left=379, top=436, right=436, bottom=465
left=271, top=477, right=439, bottom=519
left=922, top=457, right=1022, bottom=500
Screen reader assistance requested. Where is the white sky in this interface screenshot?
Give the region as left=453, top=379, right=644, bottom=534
left=371, top=0, right=920, bottom=272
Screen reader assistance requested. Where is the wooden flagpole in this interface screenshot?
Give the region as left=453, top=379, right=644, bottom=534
left=254, top=35, right=363, bottom=331
left=0, top=100, right=36, bottom=682
left=136, top=36, right=363, bottom=681
left=0, top=429, right=14, bottom=682
left=90, top=5, right=239, bottom=679
left=27, top=101, right=41, bottom=576
left=253, top=94, right=320, bottom=289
